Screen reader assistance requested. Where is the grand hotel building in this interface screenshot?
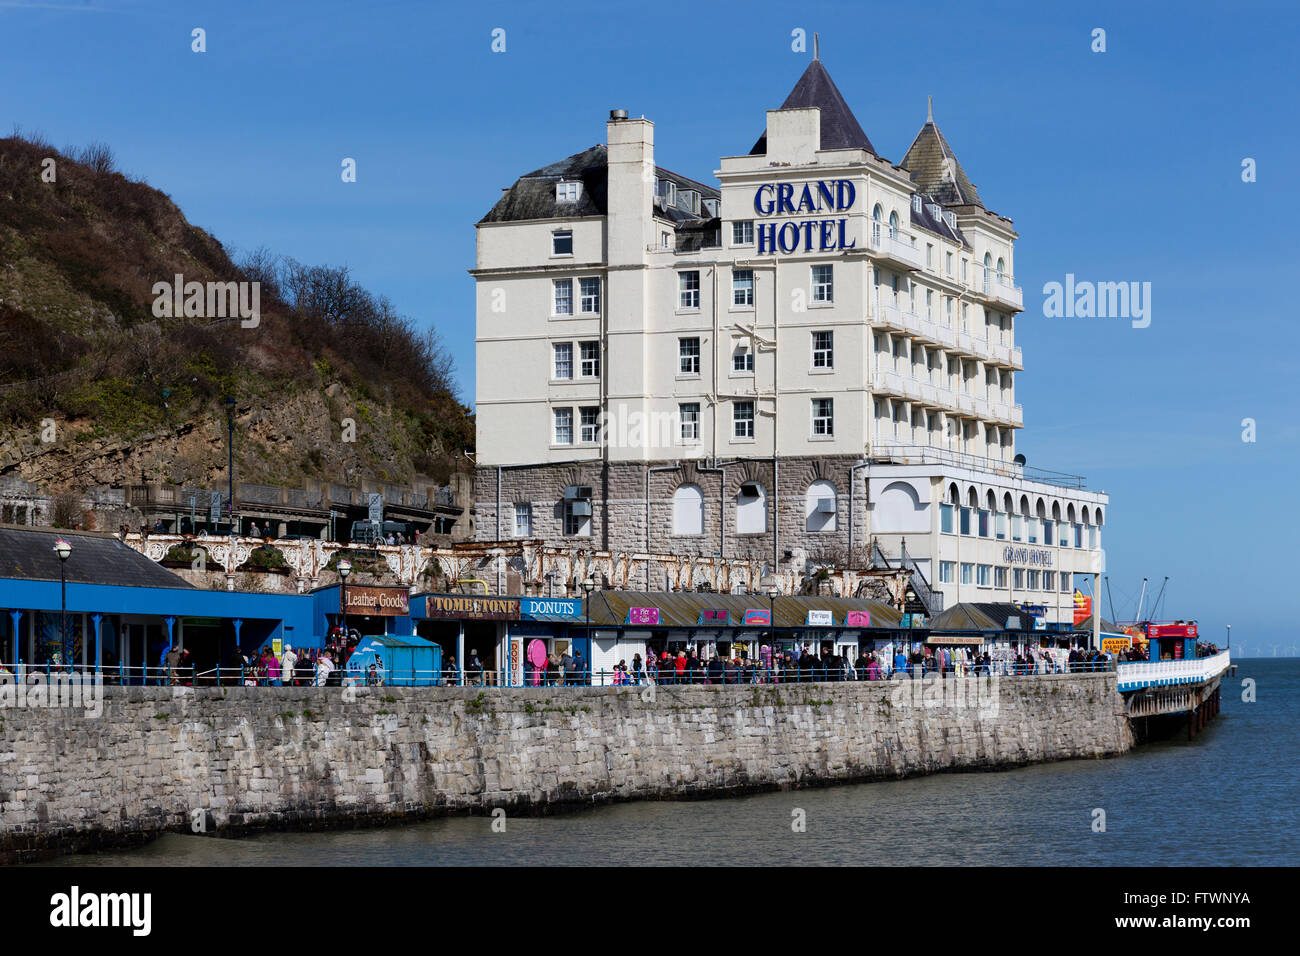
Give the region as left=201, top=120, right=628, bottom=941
left=472, top=54, right=1107, bottom=625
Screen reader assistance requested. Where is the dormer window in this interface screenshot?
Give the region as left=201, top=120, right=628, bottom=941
left=660, top=180, right=677, bottom=207
left=556, top=181, right=582, bottom=203
left=912, top=195, right=922, bottom=214
left=926, top=203, right=941, bottom=220
left=944, top=211, right=957, bottom=230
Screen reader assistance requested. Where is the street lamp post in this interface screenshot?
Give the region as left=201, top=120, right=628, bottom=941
left=54, top=539, right=71, bottom=671
left=582, top=577, right=596, bottom=686
left=762, top=575, right=779, bottom=682
left=1226, top=624, right=1231, bottom=650
left=338, top=559, right=352, bottom=642
left=224, top=396, right=236, bottom=537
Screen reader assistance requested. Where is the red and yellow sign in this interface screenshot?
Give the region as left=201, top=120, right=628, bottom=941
left=1073, top=590, right=1092, bottom=626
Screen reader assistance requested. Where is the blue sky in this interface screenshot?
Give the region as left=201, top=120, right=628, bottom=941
left=2, top=0, right=1297, bottom=653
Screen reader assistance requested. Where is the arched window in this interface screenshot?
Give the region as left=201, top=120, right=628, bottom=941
left=888, top=210, right=900, bottom=240
left=872, top=204, right=883, bottom=246
left=805, top=480, right=837, bottom=533
left=672, top=483, right=704, bottom=536
left=996, top=257, right=1006, bottom=282
left=983, top=252, right=992, bottom=291
left=735, top=482, right=767, bottom=534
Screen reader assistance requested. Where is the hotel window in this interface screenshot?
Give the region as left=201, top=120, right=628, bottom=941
left=812, top=398, right=834, bottom=437
left=579, top=341, right=600, bottom=378
left=553, top=407, right=573, bottom=445
left=513, top=502, right=532, bottom=537
left=812, top=264, right=834, bottom=303
left=1027, top=516, right=1038, bottom=544
left=1074, top=522, right=1083, bottom=548
left=733, top=400, right=755, bottom=439
left=552, top=230, right=573, bottom=256
left=1043, top=571, right=1055, bottom=591
left=556, top=181, right=581, bottom=203
left=1042, top=520, right=1053, bottom=546
left=563, top=501, right=591, bottom=537
left=978, top=509, right=990, bottom=537
left=912, top=195, right=922, bottom=214
left=960, top=562, right=974, bottom=585
left=733, top=269, right=754, bottom=307
left=926, top=243, right=934, bottom=268
left=995, top=512, right=1008, bottom=540
left=939, top=561, right=955, bottom=584
left=579, top=406, right=601, bottom=443
left=1058, top=520, right=1069, bottom=548
left=679, top=337, right=700, bottom=375
left=579, top=277, right=601, bottom=314
left=679, top=271, right=700, bottom=309
left=1013, top=568, right=1025, bottom=589
left=812, top=330, right=834, bottom=368
left=940, top=503, right=954, bottom=534
left=926, top=289, right=933, bottom=318
left=732, top=348, right=753, bottom=373
left=945, top=251, right=953, bottom=276
left=1012, top=514, right=1023, bottom=541
left=553, top=279, right=573, bottom=316
left=553, top=342, right=573, bottom=379
left=661, top=231, right=671, bottom=249
left=945, top=297, right=953, bottom=325
left=1089, top=525, right=1098, bottom=549
left=1060, top=572, right=1072, bottom=593
left=994, top=566, right=1008, bottom=588
left=679, top=403, right=700, bottom=442
left=960, top=259, right=967, bottom=282
left=1027, top=570, right=1039, bottom=590
left=977, top=564, right=991, bottom=587
left=959, top=506, right=971, bottom=536
left=732, top=221, right=754, bottom=245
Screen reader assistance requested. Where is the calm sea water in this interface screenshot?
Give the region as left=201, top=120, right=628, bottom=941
left=44, top=658, right=1300, bottom=866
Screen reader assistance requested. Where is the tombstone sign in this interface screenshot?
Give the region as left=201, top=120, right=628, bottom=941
left=368, top=493, right=383, bottom=525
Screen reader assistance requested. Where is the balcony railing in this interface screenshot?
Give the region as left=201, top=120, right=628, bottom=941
left=869, top=442, right=1087, bottom=489
left=982, top=274, right=1024, bottom=311
left=868, top=224, right=926, bottom=270
left=1116, top=650, right=1231, bottom=692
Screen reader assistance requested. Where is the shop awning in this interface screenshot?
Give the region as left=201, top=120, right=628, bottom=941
left=588, top=591, right=901, bottom=630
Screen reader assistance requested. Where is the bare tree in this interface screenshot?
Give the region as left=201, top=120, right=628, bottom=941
left=77, top=141, right=116, bottom=175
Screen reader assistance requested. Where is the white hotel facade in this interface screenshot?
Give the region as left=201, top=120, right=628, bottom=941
left=472, top=55, right=1106, bottom=625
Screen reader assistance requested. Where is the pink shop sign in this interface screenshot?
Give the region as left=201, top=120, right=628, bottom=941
left=845, top=610, right=871, bottom=628
left=627, top=606, right=660, bottom=626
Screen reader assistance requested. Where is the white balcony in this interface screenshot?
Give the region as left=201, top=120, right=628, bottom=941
left=868, top=224, right=926, bottom=271
left=982, top=274, right=1024, bottom=312
left=1009, top=346, right=1023, bottom=368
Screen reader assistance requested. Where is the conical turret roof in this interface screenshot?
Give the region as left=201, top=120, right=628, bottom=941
left=749, top=58, right=877, bottom=156
left=900, top=101, right=984, bottom=209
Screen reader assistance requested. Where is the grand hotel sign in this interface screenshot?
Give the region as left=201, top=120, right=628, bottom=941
left=1002, top=546, right=1054, bottom=567
left=753, top=179, right=857, bottom=254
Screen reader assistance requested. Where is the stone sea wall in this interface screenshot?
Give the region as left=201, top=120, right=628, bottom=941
left=0, top=674, right=1133, bottom=862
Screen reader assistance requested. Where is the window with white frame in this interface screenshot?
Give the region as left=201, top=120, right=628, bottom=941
left=1027, top=569, right=1039, bottom=590
left=556, top=182, right=581, bottom=203
left=733, top=269, right=754, bottom=307
left=1060, top=572, right=1072, bottom=593
left=678, top=337, right=700, bottom=375
left=960, top=562, right=974, bottom=585
left=732, top=221, right=754, bottom=245
left=579, top=277, right=600, bottom=313
left=553, top=407, right=573, bottom=444
left=513, top=502, right=532, bottom=537
left=940, top=503, right=954, bottom=534
left=679, top=271, right=700, bottom=309
left=579, top=406, right=600, bottom=443
left=994, top=566, right=1008, bottom=588
left=553, top=279, right=573, bottom=315
left=1013, top=568, right=1025, bottom=589
left=977, top=564, right=991, bottom=587
left=1043, top=571, right=1055, bottom=591
left=732, top=348, right=753, bottom=373
left=552, top=230, right=573, bottom=256
left=678, top=402, right=700, bottom=442
left=812, top=398, right=834, bottom=437
left=553, top=342, right=573, bottom=379
left=812, top=264, right=834, bottom=302
left=733, top=400, right=754, bottom=439
left=812, top=330, right=834, bottom=369
left=938, top=561, right=955, bottom=584
left=579, top=341, right=600, bottom=378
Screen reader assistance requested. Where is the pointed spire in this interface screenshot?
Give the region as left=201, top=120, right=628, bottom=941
left=813, top=32, right=820, bottom=60
left=901, top=101, right=984, bottom=210
left=748, top=57, right=876, bottom=156
left=927, top=95, right=933, bottom=124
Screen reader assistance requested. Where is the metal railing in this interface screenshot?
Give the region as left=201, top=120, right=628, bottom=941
left=1115, top=649, right=1231, bottom=692
left=870, top=442, right=1087, bottom=490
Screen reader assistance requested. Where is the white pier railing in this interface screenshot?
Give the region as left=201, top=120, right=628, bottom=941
left=1115, top=649, right=1231, bottom=692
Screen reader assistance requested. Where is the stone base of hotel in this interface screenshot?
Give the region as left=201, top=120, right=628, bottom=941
left=1, top=677, right=1133, bottom=862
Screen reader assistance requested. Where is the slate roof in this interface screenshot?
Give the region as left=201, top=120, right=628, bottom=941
left=929, top=602, right=1040, bottom=632
left=910, top=191, right=968, bottom=247
left=479, top=146, right=718, bottom=225
left=900, top=116, right=984, bottom=210
left=749, top=58, right=877, bottom=157
left=0, top=525, right=194, bottom=589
